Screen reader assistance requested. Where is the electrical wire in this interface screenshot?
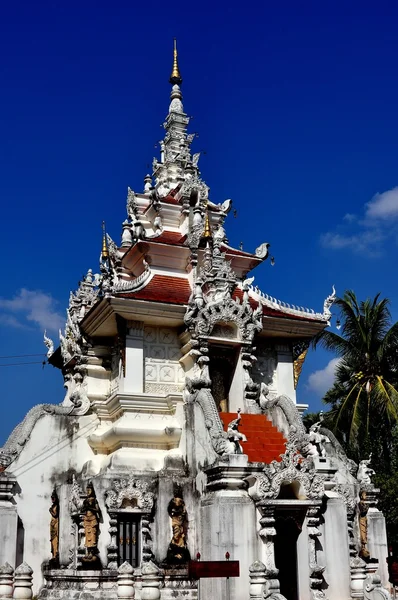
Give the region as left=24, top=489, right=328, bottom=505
left=0, top=361, right=46, bottom=367
left=0, top=353, right=46, bottom=359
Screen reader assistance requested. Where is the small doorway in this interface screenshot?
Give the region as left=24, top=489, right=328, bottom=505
left=208, top=344, right=239, bottom=412
left=274, top=508, right=306, bottom=600
left=117, top=514, right=140, bottom=567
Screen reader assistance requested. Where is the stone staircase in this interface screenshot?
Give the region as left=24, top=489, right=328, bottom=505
left=220, top=412, right=286, bottom=464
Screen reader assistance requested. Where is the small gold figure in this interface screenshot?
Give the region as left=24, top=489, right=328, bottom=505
left=81, top=482, right=101, bottom=568
left=166, top=494, right=191, bottom=564
left=359, top=490, right=370, bottom=560
left=49, top=489, right=59, bottom=568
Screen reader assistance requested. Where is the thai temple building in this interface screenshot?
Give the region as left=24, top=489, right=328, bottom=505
left=0, top=43, right=392, bottom=600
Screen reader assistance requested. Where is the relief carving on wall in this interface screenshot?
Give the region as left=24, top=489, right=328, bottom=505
left=144, top=326, right=184, bottom=394
left=105, top=476, right=155, bottom=512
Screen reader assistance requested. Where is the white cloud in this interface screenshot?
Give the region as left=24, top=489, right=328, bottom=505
left=365, top=187, right=398, bottom=220
left=321, top=186, right=398, bottom=254
left=0, top=289, right=64, bottom=333
left=307, top=357, right=340, bottom=397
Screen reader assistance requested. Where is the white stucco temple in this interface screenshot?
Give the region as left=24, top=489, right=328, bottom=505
left=0, top=43, right=392, bottom=600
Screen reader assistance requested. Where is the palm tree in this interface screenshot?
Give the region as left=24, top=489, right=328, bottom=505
left=313, top=290, right=398, bottom=459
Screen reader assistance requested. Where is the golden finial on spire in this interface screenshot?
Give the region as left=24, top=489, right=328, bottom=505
left=101, top=221, right=109, bottom=260
left=169, top=38, right=182, bottom=85
left=202, top=207, right=212, bottom=240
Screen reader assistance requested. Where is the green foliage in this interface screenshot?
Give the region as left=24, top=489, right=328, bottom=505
left=312, top=291, right=398, bottom=549
left=313, top=290, right=398, bottom=463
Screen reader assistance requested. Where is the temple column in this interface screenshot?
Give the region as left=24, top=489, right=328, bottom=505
left=0, top=475, right=17, bottom=569
left=363, top=488, right=389, bottom=588
left=256, top=504, right=282, bottom=597
left=306, top=503, right=328, bottom=600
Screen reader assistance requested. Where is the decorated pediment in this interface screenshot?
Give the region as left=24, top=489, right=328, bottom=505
left=105, top=477, right=155, bottom=512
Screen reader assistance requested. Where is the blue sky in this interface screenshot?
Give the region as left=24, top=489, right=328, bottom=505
left=1, top=1, right=398, bottom=444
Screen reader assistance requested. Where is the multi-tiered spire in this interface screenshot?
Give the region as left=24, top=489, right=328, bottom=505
left=152, top=40, right=204, bottom=197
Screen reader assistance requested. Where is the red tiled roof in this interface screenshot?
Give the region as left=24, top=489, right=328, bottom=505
left=220, top=413, right=286, bottom=463
left=118, top=275, right=191, bottom=305
left=150, top=231, right=187, bottom=246
left=162, top=194, right=181, bottom=205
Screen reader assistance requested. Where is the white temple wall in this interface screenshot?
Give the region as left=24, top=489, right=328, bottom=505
left=122, top=322, right=144, bottom=394
left=322, top=495, right=351, bottom=600
left=4, top=412, right=97, bottom=594
left=275, top=344, right=296, bottom=403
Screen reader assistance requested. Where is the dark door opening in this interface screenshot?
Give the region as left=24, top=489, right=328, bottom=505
left=208, top=344, right=239, bottom=412
left=117, top=514, right=140, bottom=567
left=274, top=508, right=305, bottom=600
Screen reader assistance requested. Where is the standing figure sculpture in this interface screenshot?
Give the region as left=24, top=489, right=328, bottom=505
left=49, top=489, right=59, bottom=568
left=357, top=456, right=375, bottom=486
left=308, top=422, right=329, bottom=458
left=227, top=409, right=247, bottom=454
left=166, top=494, right=191, bottom=564
left=81, top=482, right=101, bottom=568
left=359, top=490, right=370, bottom=560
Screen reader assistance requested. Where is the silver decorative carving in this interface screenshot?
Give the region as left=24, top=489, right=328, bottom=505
left=307, top=504, right=328, bottom=600
left=323, top=285, right=336, bottom=322
left=249, top=430, right=325, bottom=501
left=43, top=330, right=54, bottom=358
left=255, top=242, right=270, bottom=260
left=105, top=477, right=155, bottom=511
left=308, top=422, right=329, bottom=458
left=0, top=395, right=90, bottom=468
left=185, top=366, right=240, bottom=456
left=364, top=572, right=392, bottom=600
left=357, top=456, right=375, bottom=487
left=113, top=262, right=151, bottom=293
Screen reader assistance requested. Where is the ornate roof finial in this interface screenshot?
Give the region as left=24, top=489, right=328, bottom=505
left=170, top=38, right=182, bottom=85
left=202, top=207, right=212, bottom=240
left=101, top=221, right=109, bottom=261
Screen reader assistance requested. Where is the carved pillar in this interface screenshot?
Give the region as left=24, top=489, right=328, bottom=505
left=0, top=474, right=17, bottom=569
left=117, top=562, right=135, bottom=600
left=12, top=563, right=32, bottom=600
left=140, top=561, right=163, bottom=600
left=350, top=557, right=367, bottom=599
left=0, top=563, right=14, bottom=599
left=107, top=512, right=118, bottom=569
left=141, top=514, right=154, bottom=562
left=257, top=504, right=281, bottom=596
left=306, top=504, right=328, bottom=600
left=249, top=561, right=267, bottom=599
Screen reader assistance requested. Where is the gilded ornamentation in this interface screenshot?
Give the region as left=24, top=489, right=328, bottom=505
left=165, top=494, right=190, bottom=564
left=81, top=482, right=101, bottom=568
left=358, top=490, right=370, bottom=560
left=49, top=489, right=59, bottom=568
